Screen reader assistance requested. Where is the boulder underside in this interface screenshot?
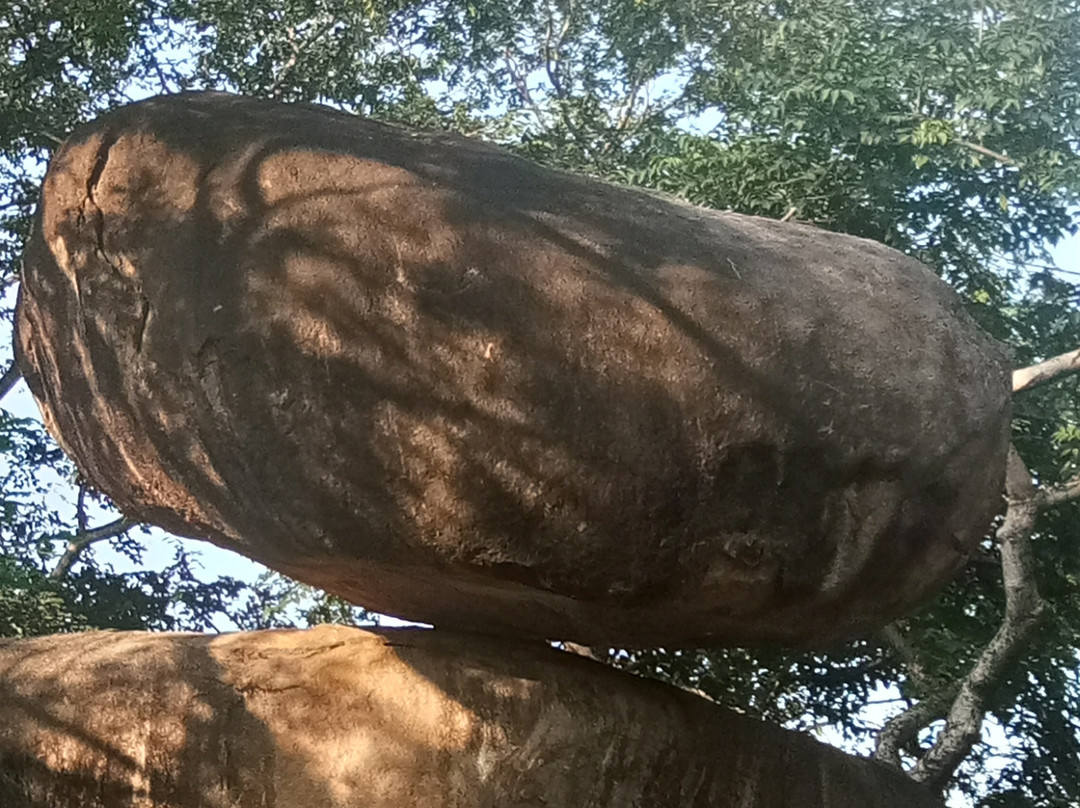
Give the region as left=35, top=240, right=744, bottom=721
left=15, top=92, right=1012, bottom=645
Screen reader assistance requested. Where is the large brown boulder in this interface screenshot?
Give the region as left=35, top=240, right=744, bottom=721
left=0, top=625, right=942, bottom=807
left=16, top=92, right=1011, bottom=646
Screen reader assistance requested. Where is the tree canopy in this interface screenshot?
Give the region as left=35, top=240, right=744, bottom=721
left=1, top=1, right=1079, bottom=804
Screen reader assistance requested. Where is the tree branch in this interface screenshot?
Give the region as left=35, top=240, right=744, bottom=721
left=878, top=623, right=928, bottom=685
left=1034, top=473, right=1080, bottom=508
left=49, top=517, right=136, bottom=580
left=957, top=139, right=1018, bottom=167
left=874, top=688, right=954, bottom=769
left=268, top=17, right=337, bottom=99
left=0, top=361, right=22, bottom=402
left=613, top=77, right=646, bottom=133
left=902, top=446, right=1046, bottom=791
left=542, top=3, right=572, bottom=100
left=1012, top=347, right=1080, bottom=393
left=43, top=132, right=64, bottom=146
left=560, top=641, right=599, bottom=660
left=504, top=50, right=542, bottom=120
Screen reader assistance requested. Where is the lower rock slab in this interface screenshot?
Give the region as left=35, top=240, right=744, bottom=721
left=0, top=625, right=939, bottom=807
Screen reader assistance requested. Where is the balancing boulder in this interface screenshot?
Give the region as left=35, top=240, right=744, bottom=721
left=0, top=625, right=943, bottom=808
left=16, top=92, right=1011, bottom=646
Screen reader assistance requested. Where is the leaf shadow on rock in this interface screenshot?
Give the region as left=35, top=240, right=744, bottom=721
left=15, top=93, right=1010, bottom=645
left=0, top=626, right=946, bottom=808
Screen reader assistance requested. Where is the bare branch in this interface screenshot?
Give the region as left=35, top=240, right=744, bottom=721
left=43, top=132, right=63, bottom=146
left=76, top=483, right=89, bottom=535
left=1034, top=474, right=1080, bottom=508
left=560, top=641, right=599, bottom=660
left=874, top=689, right=954, bottom=769
left=1012, top=347, right=1080, bottom=393
left=905, top=446, right=1046, bottom=791
left=49, top=517, right=136, bottom=580
left=138, top=36, right=175, bottom=95
left=872, top=446, right=1054, bottom=788
left=268, top=17, right=337, bottom=99
left=539, top=2, right=587, bottom=149
left=504, top=50, right=540, bottom=115
left=542, top=2, right=573, bottom=100
left=543, top=19, right=562, bottom=98
left=957, top=139, right=1018, bottom=167
left=878, top=623, right=928, bottom=686
left=613, top=77, right=645, bottom=133
left=0, top=361, right=22, bottom=402
left=270, top=25, right=301, bottom=99
left=596, top=77, right=652, bottom=157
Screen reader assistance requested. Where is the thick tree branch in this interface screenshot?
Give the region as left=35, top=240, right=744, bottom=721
left=874, top=688, right=955, bottom=769
left=0, top=361, right=22, bottom=402
left=1012, top=347, right=1080, bottom=393
left=1034, top=473, right=1080, bottom=508
left=48, top=517, right=136, bottom=580
left=903, top=446, right=1046, bottom=791
left=867, top=331, right=1080, bottom=792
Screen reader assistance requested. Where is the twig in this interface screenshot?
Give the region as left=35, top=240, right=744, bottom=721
left=613, top=77, right=645, bottom=133
left=561, top=641, right=599, bottom=660
left=504, top=50, right=541, bottom=118
left=268, top=17, right=336, bottom=98
left=542, top=1, right=572, bottom=100
left=35, top=131, right=64, bottom=146
left=270, top=26, right=301, bottom=99
left=539, top=2, right=586, bottom=150
left=957, top=139, right=1018, bottom=167
left=1012, top=347, right=1080, bottom=393
left=780, top=206, right=797, bottom=222
left=49, top=517, right=136, bottom=580
left=137, top=34, right=175, bottom=95
left=0, top=361, right=22, bottom=402
left=878, top=623, right=928, bottom=686
left=76, top=483, right=88, bottom=535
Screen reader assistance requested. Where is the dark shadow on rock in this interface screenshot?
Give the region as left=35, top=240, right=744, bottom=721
left=0, top=631, right=282, bottom=807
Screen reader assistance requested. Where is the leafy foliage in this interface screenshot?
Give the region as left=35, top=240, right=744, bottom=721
left=1, top=0, right=1079, bottom=803
left=0, top=408, right=248, bottom=634
left=229, top=571, right=377, bottom=631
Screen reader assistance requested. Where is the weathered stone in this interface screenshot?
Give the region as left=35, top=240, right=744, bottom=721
left=16, top=92, right=1011, bottom=646
left=0, top=626, right=942, bottom=808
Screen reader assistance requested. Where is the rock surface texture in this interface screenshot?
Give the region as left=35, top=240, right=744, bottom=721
left=16, top=92, right=1012, bottom=645
left=0, top=625, right=943, bottom=808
